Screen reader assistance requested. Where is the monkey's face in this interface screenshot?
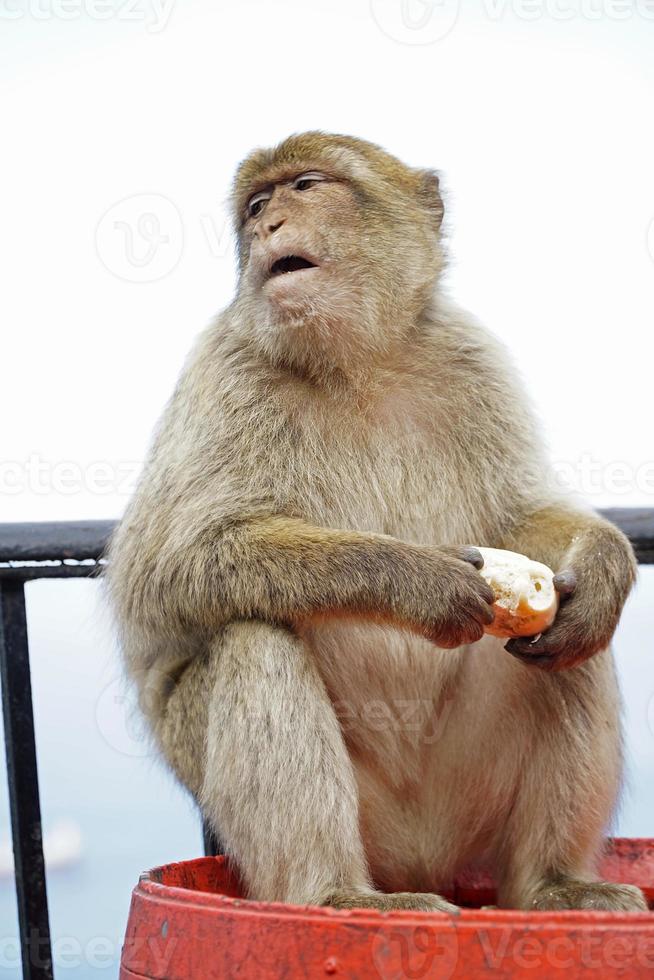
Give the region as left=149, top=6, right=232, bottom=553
left=232, top=133, right=445, bottom=376
left=241, top=171, right=363, bottom=315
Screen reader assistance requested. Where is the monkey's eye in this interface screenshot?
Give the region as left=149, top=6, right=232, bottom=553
left=291, top=172, right=327, bottom=192
left=247, top=191, right=271, bottom=218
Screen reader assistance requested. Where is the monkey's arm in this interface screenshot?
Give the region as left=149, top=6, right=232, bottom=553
left=121, top=514, right=494, bottom=648
left=499, top=503, right=637, bottom=670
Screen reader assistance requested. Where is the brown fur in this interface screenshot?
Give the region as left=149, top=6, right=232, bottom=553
left=106, top=132, right=646, bottom=913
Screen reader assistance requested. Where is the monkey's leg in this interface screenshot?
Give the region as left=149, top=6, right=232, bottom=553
left=493, top=653, right=647, bottom=912
left=173, top=620, right=454, bottom=911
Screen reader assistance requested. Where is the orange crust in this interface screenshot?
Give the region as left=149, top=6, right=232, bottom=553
left=485, top=591, right=559, bottom=639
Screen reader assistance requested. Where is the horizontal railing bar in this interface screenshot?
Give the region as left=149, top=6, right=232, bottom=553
left=0, top=521, right=115, bottom=563
left=0, top=510, right=653, bottom=573
left=0, top=562, right=106, bottom=582
left=601, top=508, right=654, bottom=564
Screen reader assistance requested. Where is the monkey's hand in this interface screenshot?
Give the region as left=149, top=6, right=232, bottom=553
left=504, top=522, right=637, bottom=671
left=412, top=546, right=496, bottom=648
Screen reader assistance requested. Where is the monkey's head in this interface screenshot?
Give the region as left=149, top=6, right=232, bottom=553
left=231, top=132, right=445, bottom=379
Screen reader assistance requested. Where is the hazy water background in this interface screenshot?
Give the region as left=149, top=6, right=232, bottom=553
left=0, top=580, right=203, bottom=978
left=1, top=571, right=654, bottom=978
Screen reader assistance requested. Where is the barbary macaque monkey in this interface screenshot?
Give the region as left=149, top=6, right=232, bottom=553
left=107, top=132, right=647, bottom=913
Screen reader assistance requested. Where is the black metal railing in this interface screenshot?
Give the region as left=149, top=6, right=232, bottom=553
left=1, top=510, right=653, bottom=979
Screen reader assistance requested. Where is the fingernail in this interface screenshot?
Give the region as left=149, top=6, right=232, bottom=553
left=553, top=571, right=576, bottom=594
left=461, top=546, right=484, bottom=569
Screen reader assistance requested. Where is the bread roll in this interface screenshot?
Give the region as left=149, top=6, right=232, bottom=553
left=475, top=547, right=559, bottom=639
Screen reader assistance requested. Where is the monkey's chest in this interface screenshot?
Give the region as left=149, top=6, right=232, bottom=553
left=287, top=428, right=490, bottom=547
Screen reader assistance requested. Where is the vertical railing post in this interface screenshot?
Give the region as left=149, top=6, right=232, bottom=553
left=0, top=580, right=53, bottom=980
left=202, top=819, right=221, bottom=857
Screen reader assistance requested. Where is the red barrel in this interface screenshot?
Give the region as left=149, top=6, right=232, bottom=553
left=120, top=838, right=654, bottom=979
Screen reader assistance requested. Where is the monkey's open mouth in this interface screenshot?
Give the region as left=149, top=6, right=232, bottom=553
left=269, top=255, right=318, bottom=277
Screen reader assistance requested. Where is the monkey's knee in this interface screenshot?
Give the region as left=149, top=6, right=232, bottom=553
left=215, top=618, right=303, bottom=668
left=205, top=619, right=326, bottom=725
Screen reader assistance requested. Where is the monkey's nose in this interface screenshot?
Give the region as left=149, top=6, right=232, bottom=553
left=266, top=217, right=285, bottom=235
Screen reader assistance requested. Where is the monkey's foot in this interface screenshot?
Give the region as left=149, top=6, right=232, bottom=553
left=323, top=888, right=458, bottom=913
left=531, top=879, right=648, bottom=912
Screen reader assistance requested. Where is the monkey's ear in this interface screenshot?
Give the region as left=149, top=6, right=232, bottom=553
left=417, top=169, right=444, bottom=229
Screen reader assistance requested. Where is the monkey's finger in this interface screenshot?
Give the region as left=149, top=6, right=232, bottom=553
left=462, top=573, right=495, bottom=608
left=480, top=582, right=496, bottom=606
left=436, top=619, right=485, bottom=648
left=505, top=640, right=586, bottom=672
left=506, top=647, right=556, bottom=669
left=473, top=599, right=496, bottom=626
left=553, top=569, right=577, bottom=598
left=504, top=636, right=555, bottom=658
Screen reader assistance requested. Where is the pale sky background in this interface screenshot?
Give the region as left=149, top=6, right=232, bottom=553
left=1, top=3, right=654, bottom=975
left=2, top=0, right=654, bottom=521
